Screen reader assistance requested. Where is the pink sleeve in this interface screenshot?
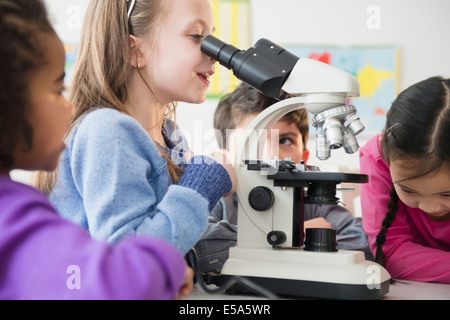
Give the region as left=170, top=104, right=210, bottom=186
left=360, top=136, right=450, bottom=283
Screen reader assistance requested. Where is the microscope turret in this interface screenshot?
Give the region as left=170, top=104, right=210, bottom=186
left=201, top=36, right=390, bottom=300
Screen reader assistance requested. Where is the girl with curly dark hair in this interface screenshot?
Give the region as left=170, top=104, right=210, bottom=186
left=0, top=0, right=193, bottom=299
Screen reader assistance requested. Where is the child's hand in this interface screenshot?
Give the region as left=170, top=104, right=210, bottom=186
left=304, top=218, right=332, bottom=230
left=183, top=149, right=237, bottom=197
left=176, top=266, right=194, bottom=299
left=208, top=149, right=237, bottom=197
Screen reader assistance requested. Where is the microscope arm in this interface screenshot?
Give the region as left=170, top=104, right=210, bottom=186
left=235, top=95, right=349, bottom=163
left=234, top=96, right=357, bottom=236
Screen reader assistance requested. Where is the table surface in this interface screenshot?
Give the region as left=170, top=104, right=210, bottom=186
left=188, top=280, right=450, bottom=300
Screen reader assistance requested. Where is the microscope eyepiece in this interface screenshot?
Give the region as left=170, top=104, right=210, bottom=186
left=200, top=35, right=241, bottom=70
left=201, top=35, right=299, bottom=98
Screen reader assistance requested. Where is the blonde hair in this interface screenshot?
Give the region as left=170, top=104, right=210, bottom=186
left=36, top=0, right=182, bottom=194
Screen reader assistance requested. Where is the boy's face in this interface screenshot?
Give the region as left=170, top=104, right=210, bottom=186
left=390, top=160, right=450, bottom=221
left=228, top=113, right=309, bottom=164
left=13, top=33, right=73, bottom=172
left=272, top=120, right=309, bottom=164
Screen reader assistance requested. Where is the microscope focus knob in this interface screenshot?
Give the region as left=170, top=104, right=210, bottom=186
left=248, top=186, right=275, bottom=211
left=267, top=231, right=287, bottom=246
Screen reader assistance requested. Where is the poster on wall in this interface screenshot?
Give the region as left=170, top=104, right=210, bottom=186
left=64, top=43, right=78, bottom=84
left=285, top=46, right=400, bottom=136
left=207, top=0, right=251, bottom=98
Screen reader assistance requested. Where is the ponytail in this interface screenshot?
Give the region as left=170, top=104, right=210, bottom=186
left=375, top=184, right=399, bottom=267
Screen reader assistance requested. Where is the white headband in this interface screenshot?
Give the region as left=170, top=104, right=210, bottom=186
left=127, top=0, right=136, bottom=18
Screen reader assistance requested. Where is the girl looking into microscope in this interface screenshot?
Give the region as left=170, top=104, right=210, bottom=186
left=360, top=76, right=450, bottom=283
left=36, top=0, right=236, bottom=254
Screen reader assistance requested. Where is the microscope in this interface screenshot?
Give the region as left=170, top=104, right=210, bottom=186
left=201, top=36, right=391, bottom=299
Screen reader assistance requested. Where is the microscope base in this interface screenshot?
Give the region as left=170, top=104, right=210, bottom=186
left=221, top=247, right=390, bottom=300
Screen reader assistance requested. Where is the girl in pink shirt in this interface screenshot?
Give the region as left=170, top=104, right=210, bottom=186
left=360, top=76, right=450, bottom=283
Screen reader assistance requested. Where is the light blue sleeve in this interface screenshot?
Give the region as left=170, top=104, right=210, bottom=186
left=69, top=109, right=209, bottom=254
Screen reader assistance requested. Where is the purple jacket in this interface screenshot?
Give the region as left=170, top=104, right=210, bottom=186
left=0, top=175, right=186, bottom=299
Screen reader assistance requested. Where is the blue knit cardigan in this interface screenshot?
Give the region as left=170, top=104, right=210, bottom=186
left=50, top=108, right=231, bottom=254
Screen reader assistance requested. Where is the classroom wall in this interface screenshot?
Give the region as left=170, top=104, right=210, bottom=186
left=250, top=0, right=450, bottom=90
